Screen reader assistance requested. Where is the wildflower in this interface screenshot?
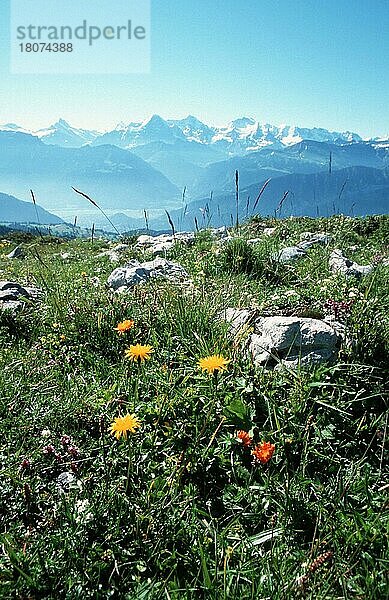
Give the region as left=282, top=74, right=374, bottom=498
left=236, top=430, right=252, bottom=447
left=252, top=441, right=275, bottom=464
left=68, top=446, right=79, bottom=457
left=60, top=435, right=71, bottom=448
left=75, top=499, right=94, bottom=524
left=24, top=483, right=32, bottom=502
left=198, top=355, right=229, bottom=374
left=43, top=444, right=55, bottom=455
left=109, top=413, right=141, bottom=440
left=114, top=319, right=135, bottom=335
left=125, top=344, right=153, bottom=363
left=41, top=429, right=51, bottom=437
left=19, top=458, right=31, bottom=471
left=81, top=271, right=87, bottom=277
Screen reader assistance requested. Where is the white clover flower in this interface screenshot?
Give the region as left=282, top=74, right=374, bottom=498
left=75, top=499, right=94, bottom=524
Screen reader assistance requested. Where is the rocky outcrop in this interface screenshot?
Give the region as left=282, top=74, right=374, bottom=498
left=329, top=249, right=374, bottom=278
left=107, top=258, right=190, bottom=292
left=0, top=281, right=41, bottom=311
left=97, top=243, right=129, bottom=262
left=7, top=245, right=24, bottom=259
left=275, top=246, right=307, bottom=263
left=223, top=309, right=342, bottom=369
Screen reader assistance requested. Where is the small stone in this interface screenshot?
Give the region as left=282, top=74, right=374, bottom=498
left=297, top=232, right=331, bottom=250
left=107, top=258, right=190, bottom=292
left=56, top=472, right=81, bottom=494
left=222, top=307, right=255, bottom=338
left=329, top=249, right=374, bottom=278
left=6, top=246, right=24, bottom=259
left=0, top=281, right=41, bottom=312
left=275, top=246, right=307, bottom=263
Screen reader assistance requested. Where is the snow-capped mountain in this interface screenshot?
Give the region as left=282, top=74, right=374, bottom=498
left=0, top=119, right=100, bottom=148
left=91, top=115, right=365, bottom=155
left=91, top=114, right=186, bottom=148
left=0, top=115, right=373, bottom=154
left=35, top=119, right=100, bottom=147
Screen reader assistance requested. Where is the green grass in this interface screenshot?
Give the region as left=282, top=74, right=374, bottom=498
left=0, top=215, right=388, bottom=599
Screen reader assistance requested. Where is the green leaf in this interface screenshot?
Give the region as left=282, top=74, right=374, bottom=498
left=224, top=397, right=252, bottom=430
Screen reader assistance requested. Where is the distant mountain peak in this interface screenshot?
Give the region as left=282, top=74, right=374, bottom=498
left=141, top=114, right=168, bottom=128
left=231, top=117, right=256, bottom=128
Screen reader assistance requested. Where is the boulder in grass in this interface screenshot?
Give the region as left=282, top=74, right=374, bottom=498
left=222, top=307, right=256, bottom=338
left=248, top=316, right=341, bottom=367
left=135, top=232, right=195, bottom=255
left=329, top=249, right=374, bottom=278
left=97, top=243, right=129, bottom=263
left=7, top=245, right=24, bottom=259
left=298, top=232, right=332, bottom=250
left=107, top=258, right=190, bottom=292
left=247, top=316, right=341, bottom=369
left=275, top=246, right=307, bottom=263
left=0, top=280, right=41, bottom=311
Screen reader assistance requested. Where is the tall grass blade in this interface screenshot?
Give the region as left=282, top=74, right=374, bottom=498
left=71, top=187, right=121, bottom=237
left=252, top=178, right=271, bottom=213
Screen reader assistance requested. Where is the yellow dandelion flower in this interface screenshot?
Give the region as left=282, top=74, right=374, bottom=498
left=198, top=354, right=229, bottom=374
left=125, top=344, right=153, bottom=363
left=114, top=320, right=135, bottom=334
left=109, top=413, right=141, bottom=440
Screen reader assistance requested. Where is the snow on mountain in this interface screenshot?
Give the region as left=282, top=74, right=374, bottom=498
left=92, top=115, right=185, bottom=149
left=168, top=115, right=215, bottom=144
left=34, top=119, right=100, bottom=147
left=0, top=115, right=376, bottom=156
left=0, top=123, right=33, bottom=134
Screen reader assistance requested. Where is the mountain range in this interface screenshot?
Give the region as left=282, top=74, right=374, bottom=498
left=0, top=131, right=179, bottom=217
left=2, top=114, right=383, bottom=153
left=0, top=115, right=388, bottom=230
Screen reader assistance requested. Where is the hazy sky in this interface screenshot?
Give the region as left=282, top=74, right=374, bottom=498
left=0, top=0, right=388, bottom=137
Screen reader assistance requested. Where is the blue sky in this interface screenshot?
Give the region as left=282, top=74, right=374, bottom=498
left=0, top=0, right=388, bottom=137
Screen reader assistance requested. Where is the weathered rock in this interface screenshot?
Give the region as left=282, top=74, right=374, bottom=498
left=7, top=245, right=24, bottom=259
left=298, top=232, right=331, bottom=250
left=263, top=227, right=277, bottom=237
left=222, top=307, right=255, bottom=338
left=329, top=249, right=374, bottom=278
left=208, top=227, right=232, bottom=244
left=135, top=232, right=195, bottom=255
left=97, top=243, right=129, bottom=263
left=275, top=246, right=307, bottom=263
left=151, top=241, right=175, bottom=255
left=137, top=232, right=194, bottom=245
left=107, top=258, right=190, bottom=292
left=56, top=472, right=81, bottom=494
left=248, top=316, right=341, bottom=368
left=0, top=281, right=41, bottom=311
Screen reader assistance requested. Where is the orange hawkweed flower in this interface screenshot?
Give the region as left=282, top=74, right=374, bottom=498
left=237, top=430, right=252, bottom=447
left=252, top=441, right=275, bottom=464
left=114, top=320, right=135, bottom=334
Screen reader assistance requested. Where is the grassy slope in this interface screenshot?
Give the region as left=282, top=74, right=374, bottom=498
left=0, top=215, right=388, bottom=599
